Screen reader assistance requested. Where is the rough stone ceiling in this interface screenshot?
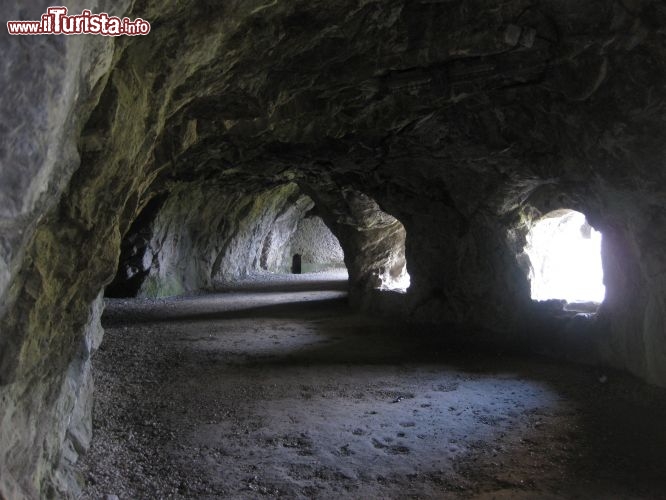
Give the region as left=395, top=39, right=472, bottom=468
left=124, top=0, right=665, bottom=196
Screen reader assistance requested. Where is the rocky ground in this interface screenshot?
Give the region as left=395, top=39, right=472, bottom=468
left=78, top=274, right=666, bottom=499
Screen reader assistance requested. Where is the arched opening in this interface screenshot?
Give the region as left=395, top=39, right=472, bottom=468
left=376, top=215, right=410, bottom=293
left=524, top=209, right=605, bottom=308
left=289, top=186, right=410, bottom=295
left=103, top=184, right=350, bottom=297
left=291, top=253, right=302, bottom=274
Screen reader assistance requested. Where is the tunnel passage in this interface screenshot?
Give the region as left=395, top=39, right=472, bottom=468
left=103, top=183, right=353, bottom=298
left=103, top=182, right=413, bottom=301
left=2, top=1, right=666, bottom=499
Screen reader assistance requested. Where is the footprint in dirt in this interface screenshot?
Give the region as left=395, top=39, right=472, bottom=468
left=434, top=382, right=459, bottom=392
left=372, top=438, right=410, bottom=455
left=387, top=445, right=410, bottom=455
left=281, top=434, right=313, bottom=456
left=335, top=444, right=354, bottom=456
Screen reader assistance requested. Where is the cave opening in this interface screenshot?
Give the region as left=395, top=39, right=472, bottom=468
left=524, top=209, right=605, bottom=308
left=291, top=253, right=302, bottom=274
left=376, top=216, right=411, bottom=293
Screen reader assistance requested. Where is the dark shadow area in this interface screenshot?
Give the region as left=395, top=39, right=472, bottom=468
left=291, top=253, right=302, bottom=274
left=105, top=193, right=168, bottom=298
left=103, top=293, right=348, bottom=326
left=213, top=276, right=348, bottom=293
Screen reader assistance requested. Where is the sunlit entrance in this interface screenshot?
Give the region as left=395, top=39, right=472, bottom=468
left=525, top=210, right=605, bottom=304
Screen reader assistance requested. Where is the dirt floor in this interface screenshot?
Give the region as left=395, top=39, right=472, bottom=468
left=79, top=273, right=666, bottom=499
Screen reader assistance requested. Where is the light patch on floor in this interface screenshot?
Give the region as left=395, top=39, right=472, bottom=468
left=80, top=277, right=666, bottom=499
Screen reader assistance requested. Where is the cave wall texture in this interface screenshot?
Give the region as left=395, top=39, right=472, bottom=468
left=117, top=182, right=314, bottom=297
left=283, top=214, right=346, bottom=273
left=1, top=0, right=666, bottom=497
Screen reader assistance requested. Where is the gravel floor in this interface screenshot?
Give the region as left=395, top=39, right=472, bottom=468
left=79, top=274, right=666, bottom=499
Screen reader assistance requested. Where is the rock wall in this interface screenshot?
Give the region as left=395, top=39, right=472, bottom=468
left=136, top=183, right=312, bottom=297
left=596, top=204, right=666, bottom=386
left=302, top=184, right=409, bottom=299
left=279, top=215, right=346, bottom=273
left=0, top=2, right=128, bottom=497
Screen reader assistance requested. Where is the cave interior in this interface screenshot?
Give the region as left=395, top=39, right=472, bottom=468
left=1, top=0, right=666, bottom=498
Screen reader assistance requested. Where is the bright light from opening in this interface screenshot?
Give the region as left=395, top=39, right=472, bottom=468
left=381, top=265, right=411, bottom=292
left=525, top=210, right=605, bottom=303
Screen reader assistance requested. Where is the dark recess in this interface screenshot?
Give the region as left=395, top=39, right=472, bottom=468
left=105, top=194, right=168, bottom=298
left=291, top=253, right=302, bottom=274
